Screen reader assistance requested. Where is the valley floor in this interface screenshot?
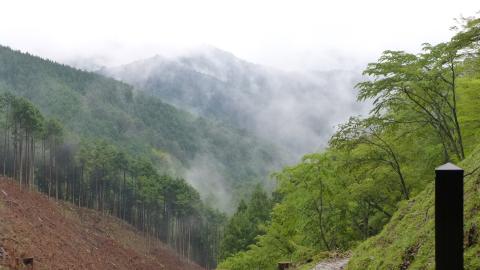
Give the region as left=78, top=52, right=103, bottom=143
left=0, top=177, right=203, bottom=270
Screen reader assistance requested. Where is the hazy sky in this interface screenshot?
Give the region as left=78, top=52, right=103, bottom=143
left=0, top=0, right=478, bottom=70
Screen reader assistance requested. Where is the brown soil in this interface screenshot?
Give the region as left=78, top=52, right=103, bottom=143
left=0, top=177, right=204, bottom=270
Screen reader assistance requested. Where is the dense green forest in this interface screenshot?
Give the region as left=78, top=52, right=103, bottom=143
left=217, top=16, right=480, bottom=269
left=0, top=45, right=285, bottom=269
left=0, top=92, right=226, bottom=268
left=104, top=46, right=363, bottom=163
left=0, top=44, right=281, bottom=208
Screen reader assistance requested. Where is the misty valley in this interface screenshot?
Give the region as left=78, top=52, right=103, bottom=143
left=0, top=3, right=480, bottom=270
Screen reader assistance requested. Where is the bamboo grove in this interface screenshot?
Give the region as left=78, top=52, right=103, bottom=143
left=0, top=92, right=226, bottom=269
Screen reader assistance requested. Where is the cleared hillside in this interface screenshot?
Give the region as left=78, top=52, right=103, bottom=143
left=0, top=177, right=204, bottom=270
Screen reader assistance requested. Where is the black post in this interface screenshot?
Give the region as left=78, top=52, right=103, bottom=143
left=435, top=162, right=464, bottom=270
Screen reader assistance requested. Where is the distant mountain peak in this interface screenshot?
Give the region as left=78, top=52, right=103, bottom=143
left=185, top=44, right=237, bottom=59
left=103, top=48, right=368, bottom=162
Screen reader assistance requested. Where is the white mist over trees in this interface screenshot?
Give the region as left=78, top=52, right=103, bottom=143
left=101, top=46, right=369, bottom=205
left=104, top=46, right=369, bottom=161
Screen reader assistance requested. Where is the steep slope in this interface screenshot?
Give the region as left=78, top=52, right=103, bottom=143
left=347, top=146, right=480, bottom=269
left=102, top=46, right=367, bottom=161
left=0, top=177, right=204, bottom=270
left=0, top=45, right=280, bottom=209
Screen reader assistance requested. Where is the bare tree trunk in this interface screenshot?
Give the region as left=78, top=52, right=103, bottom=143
left=43, top=139, right=46, bottom=192
left=19, top=129, right=24, bottom=187
left=49, top=138, right=52, bottom=197
left=55, top=142, right=58, bottom=200
left=31, top=136, right=35, bottom=190
left=2, top=107, right=8, bottom=176
left=13, top=123, right=17, bottom=181
left=5, top=121, right=10, bottom=177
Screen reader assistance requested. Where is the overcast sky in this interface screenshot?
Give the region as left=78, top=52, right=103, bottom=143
left=0, top=0, right=478, bottom=71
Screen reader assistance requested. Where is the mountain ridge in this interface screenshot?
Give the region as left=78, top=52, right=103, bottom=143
left=0, top=44, right=280, bottom=211
left=102, top=46, right=368, bottom=162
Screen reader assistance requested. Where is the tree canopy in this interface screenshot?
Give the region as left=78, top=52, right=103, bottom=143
left=217, top=15, right=480, bottom=270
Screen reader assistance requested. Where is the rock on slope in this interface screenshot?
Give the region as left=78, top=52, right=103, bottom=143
left=0, top=177, right=203, bottom=270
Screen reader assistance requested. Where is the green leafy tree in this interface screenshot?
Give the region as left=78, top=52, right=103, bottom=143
left=220, top=185, right=273, bottom=261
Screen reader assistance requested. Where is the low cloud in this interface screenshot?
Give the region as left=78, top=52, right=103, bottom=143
left=184, top=154, right=234, bottom=213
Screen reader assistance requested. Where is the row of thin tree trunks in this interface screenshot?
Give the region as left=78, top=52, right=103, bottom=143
left=0, top=136, right=221, bottom=269
left=3, top=126, right=36, bottom=189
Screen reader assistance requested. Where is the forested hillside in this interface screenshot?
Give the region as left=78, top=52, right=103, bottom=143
left=102, top=47, right=365, bottom=160
left=0, top=92, right=225, bottom=268
left=217, top=16, right=480, bottom=270
left=0, top=45, right=286, bottom=268
left=0, top=45, right=281, bottom=210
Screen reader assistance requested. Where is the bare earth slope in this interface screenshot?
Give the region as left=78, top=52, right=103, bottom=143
left=0, top=177, right=204, bottom=270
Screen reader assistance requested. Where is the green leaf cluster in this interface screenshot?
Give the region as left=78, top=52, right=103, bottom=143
left=218, top=15, right=480, bottom=269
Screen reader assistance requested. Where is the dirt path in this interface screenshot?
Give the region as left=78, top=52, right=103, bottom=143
left=312, top=257, right=349, bottom=270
